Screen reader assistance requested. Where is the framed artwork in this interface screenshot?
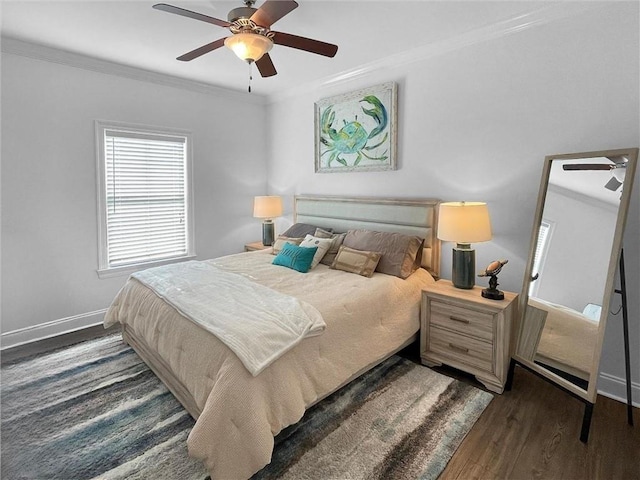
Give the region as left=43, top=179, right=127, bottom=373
left=314, top=82, right=397, bottom=173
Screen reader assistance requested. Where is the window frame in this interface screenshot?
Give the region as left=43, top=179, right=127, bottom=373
left=95, top=120, right=195, bottom=278
left=529, top=219, right=554, bottom=297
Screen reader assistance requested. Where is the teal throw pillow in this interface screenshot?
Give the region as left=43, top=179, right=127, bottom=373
left=272, top=242, right=318, bottom=273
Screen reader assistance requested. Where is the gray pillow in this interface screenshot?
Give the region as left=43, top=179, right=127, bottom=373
left=342, top=229, right=424, bottom=279
left=315, top=228, right=346, bottom=266
left=281, top=223, right=332, bottom=238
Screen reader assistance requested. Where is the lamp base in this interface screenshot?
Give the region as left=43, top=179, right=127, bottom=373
left=262, top=220, right=275, bottom=246
left=452, top=245, right=475, bottom=289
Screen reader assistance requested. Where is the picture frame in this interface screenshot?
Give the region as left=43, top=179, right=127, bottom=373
left=314, top=82, right=397, bottom=173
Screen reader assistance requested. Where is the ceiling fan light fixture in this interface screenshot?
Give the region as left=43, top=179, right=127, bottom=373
left=224, top=32, right=273, bottom=62
left=612, top=165, right=626, bottom=182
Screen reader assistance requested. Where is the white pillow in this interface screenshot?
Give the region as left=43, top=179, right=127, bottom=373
left=300, top=235, right=333, bottom=269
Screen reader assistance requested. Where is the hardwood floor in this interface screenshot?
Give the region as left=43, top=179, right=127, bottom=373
left=442, top=365, right=639, bottom=480
left=0, top=324, right=120, bottom=365
left=3, top=332, right=638, bottom=479
left=397, top=340, right=639, bottom=479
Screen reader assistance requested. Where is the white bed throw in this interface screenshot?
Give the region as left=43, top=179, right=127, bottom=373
left=131, top=260, right=325, bottom=376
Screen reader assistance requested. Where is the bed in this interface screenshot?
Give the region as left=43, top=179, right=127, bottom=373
left=526, top=297, right=599, bottom=380
left=103, top=195, right=441, bottom=479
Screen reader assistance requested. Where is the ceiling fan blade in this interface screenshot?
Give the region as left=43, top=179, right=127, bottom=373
left=153, top=3, right=230, bottom=28
left=272, top=31, right=338, bottom=57
left=177, top=38, right=227, bottom=61
left=604, top=176, right=622, bottom=191
left=251, top=0, right=298, bottom=28
left=562, top=164, right=612, bottom=171
left=255, top=53, right=277, bottom=77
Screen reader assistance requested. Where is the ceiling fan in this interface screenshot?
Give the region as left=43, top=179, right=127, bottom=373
left=153, top=0, right=338, bottom=81
left=562, top=155, right=628, bottom=191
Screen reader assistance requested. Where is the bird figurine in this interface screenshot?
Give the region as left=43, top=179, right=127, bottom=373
left=478, top=259, right=508, bottom=300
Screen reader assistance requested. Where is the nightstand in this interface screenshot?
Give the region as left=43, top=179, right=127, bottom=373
left=420, top=280, right=518, bottom=394
left=244, top=241, right=271, bottom=252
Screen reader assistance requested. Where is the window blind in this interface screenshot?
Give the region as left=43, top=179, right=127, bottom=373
left=104, top=129, right=189, bottom=268
left=529, top=220, right=552, bottom=296
left=532, top=222, right=550, bottom=274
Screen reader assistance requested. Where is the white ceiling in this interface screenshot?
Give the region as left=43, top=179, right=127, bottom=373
left=550, top=158, right=624, bottom=206
left=1, top=0, right=554, bottom=97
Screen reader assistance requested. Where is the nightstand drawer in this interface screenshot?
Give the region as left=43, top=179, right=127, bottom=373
left=430, top=300, right=494, bottom=341
left=420, top=280, right=518, bottom=394
left=429, top=326, right=493, bottom=372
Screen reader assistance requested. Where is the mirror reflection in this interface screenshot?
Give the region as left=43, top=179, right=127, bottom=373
left=521, top=154, right=629, bottom=390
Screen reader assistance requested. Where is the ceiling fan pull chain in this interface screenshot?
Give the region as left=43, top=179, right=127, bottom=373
left=248, top=61, right=253, bottom=93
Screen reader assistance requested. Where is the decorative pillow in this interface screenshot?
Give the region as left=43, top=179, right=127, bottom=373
left=281, top=223, right=332, bottom=239
left=272, top=242, right=318, bottom=273
left=314, top=227, right=334, bottom=238
left=299, top=234, right=333, bottom=268
left=315, top=228, right=347, bottom=266
left=271, top=235, right=304, bottom=255
left=342, top=229, right=424, bottom=279
left=330, top=245, right=381, bottom=278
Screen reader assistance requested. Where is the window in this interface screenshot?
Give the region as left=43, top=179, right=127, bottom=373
left=96, top=121, right=194, bottom=277
left=529, top=219, right=554, bottom=296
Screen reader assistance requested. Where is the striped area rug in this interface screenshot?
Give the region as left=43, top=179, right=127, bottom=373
left=1, top=334, right=492, bottom=480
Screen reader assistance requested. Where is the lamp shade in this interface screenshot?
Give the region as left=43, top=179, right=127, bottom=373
left=253, top=196, right=283, bottom=219
left=225, top=33, right=273, bottom=62
left=437, top=202, right=492, bottom=244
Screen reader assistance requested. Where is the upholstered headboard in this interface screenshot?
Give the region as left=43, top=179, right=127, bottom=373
left=294, top=195, right=441, bottom=279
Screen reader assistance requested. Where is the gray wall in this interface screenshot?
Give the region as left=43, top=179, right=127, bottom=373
left=535, top=186, right=617, bottom=312
left=265, top=4, right=640, bottom=402
left=1, top=53, right=268, bottom=343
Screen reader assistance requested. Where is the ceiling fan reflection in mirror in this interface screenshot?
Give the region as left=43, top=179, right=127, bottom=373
left=562, top=155, right=628, bottom=191
left=153, top=0, right=338, bottom=91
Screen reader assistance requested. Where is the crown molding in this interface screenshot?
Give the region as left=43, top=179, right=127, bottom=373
left=267, top=2, right=607, bottom=104
left=1, top=2, right=607, bottom=107
left=1, top=36, right=267, bottom=106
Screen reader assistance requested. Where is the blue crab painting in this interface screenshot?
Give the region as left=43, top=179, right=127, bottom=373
left=316, top=83, right=396, bottom=172
left=319, top=95, right=389, bottom=168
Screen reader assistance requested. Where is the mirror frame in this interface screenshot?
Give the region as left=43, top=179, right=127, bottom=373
left=514, top=147, right=638, bottom=403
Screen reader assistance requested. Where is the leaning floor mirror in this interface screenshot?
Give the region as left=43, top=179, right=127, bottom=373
left=508, top=147, right=638, bottom=441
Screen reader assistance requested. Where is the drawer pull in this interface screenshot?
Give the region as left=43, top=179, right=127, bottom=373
left=449, top=343, right=469, bottom=353
left=449, top=316, right=470, bottom=324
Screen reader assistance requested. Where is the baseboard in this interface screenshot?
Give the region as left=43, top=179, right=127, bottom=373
left=598, top=371, right=640, bottom=408
left=1, top=309, right=108, bottom=350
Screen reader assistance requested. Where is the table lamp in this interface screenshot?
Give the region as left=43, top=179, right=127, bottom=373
left=253, top=196, right=283, bottom=246
left=437, top=201, right=492, bottom=289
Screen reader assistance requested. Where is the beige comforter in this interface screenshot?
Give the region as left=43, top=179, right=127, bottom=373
left=104, top=250, right=435, bottom=479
